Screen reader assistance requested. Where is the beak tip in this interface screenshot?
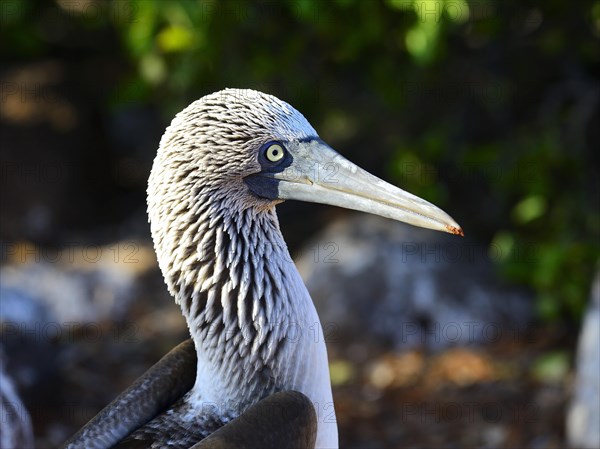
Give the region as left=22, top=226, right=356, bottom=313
left=446, top=225, right=464, bottom=237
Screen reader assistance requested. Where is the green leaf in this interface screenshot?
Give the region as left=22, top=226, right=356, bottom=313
left=512, top=195, right=547, bottom=224
left=530, top=351, right=570, bottom=385
left=157, top=25, right=196, bottom=52
left=329, top=360, right=354, bottom=386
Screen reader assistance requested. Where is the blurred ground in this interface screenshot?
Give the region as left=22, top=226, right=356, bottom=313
left=331, top=327, right=572, bottom=449
left=0, top=239, right=575, bottom=449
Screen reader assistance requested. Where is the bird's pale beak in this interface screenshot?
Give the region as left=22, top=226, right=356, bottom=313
left=273, top=139, right=463, bottom=235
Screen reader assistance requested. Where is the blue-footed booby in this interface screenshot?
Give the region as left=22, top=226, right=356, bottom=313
left=63, top=89, right=462, bottom=449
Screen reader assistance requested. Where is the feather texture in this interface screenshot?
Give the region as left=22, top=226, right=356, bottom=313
left=143, top=89, right=337, bottom=448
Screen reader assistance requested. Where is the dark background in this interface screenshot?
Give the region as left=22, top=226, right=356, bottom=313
left=1, top=0, right=599, bottom=447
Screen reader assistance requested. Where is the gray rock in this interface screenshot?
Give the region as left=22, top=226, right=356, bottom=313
left=0, top=242, right=153, bottom=328
left=296, top=215, right=533, bottom=349
left=567, top=272, right=600, bottom=449
left=0, top=347, right=34, bottom=449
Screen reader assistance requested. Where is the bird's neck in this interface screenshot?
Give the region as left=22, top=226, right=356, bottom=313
left=159, top=203, right=332, bottom=412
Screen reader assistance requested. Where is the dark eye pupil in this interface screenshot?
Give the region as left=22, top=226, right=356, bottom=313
left=264, top=143, right=284, bottom=161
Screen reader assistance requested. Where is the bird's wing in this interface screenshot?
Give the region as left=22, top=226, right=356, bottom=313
left=62, top=339, right=197, bottom=449
left=191, top=391, right=317, bottom=449
left=111, top=391, right=317, bottom=449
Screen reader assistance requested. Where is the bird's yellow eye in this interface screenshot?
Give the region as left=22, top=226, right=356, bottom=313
left=265, top=143, right=285, bottom=162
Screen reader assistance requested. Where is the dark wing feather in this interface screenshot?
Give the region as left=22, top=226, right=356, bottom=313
left=62, top=339, right=197, bottom=449
left=192, top=391, right=317, bottom=449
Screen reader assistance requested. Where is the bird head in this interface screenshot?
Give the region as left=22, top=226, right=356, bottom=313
left=149, top=88, right=462, bottom=236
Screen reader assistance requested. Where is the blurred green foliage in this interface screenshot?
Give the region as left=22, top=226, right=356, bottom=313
left=2, top=0, right=599, bottom=322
